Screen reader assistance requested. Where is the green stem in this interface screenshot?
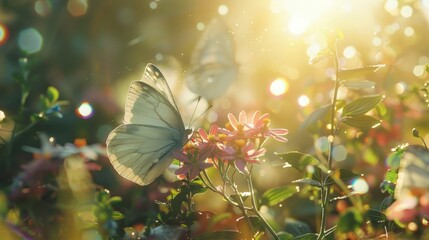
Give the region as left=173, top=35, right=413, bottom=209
left=317, top=45, right=340, bottom=240
left=227, top=172, right=254, bottom=236
left=247, top=171, right=279, bottom=240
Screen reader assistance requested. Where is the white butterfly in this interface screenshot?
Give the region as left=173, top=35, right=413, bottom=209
left=186, top=18, right=237, bottom=101
left=106, top=64, right=190, bottom=186
left=395, top=145, right=429, bottom=198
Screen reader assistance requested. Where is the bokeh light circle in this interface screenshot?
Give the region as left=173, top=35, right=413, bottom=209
left=76, top=102, right=94, bottom=119
left=0, top=23, right=9, bottom=45
left=18, top=28, right=43, bottom=54
left=269, top=78, right=289, bottom=97
left=351, top=177, right=369, bottom=194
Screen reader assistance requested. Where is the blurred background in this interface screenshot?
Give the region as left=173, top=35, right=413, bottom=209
left=1, top=0, right=429, bottom=236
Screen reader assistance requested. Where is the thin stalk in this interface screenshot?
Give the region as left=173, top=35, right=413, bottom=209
left=317, top=46, right=340, bottom=240
left=247, top=171, right=279, bottom=240
left=227, top=172, right=254, bottom=236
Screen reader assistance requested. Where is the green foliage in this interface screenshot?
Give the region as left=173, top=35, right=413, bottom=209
left=284, top=218, right=312, bottom=237
left=93, top=190, right=124, bottom=222
left=292, top=178, right=322, bottom=188
left=386, top=143, right=408, bottom=170
left=337, top=65, right=385, bottom=80
left=236, top=215, right=264, bottom=238
left=341, top=115, right=380, bottom=129
left=155, top=179, right=207, bottom=227
left=337, top=208, right=363, bottom=233
left=196, top=230, right=241, bottom=240
left=341, top=94, right=384, bottom=117
left=340, top=80, right=375, bottom=89
left=275, top=151, right=320, bottom=172
left=291, top=233, right=318, bottom=240
left=261, top=186, right=298, bottom=206
left=300, top=104, right=332, bottom=130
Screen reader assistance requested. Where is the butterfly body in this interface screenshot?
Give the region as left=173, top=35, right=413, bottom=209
left=107, top=64, right=189, bottom=186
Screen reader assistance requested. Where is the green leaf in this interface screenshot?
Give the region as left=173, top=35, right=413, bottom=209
left=365, top=209, right=386, bottom=228
left=384, top=169, right=398, bottom=183
left=275, top=151, right=319, bottom=172
left=341, top=80, right=375, bottom=89
left=278, top=231, right=294, bottom=240
left=341, top=115, right=381, bottom=130
left=112, top=211, right=125, bottom=220
left=47, top=86, right=59, bottom=103
left=196, top=230, right=241, bottom=240
left=96, top=190, right=110, bottom=203
left=380, top=196, right=394, bottom=211
left=300, top=104, right=332, bottom=130
left=337, top=64, right=385, bottom=80
left=106, top=196, right=122, bottom=205
left=380, top=180, right=395, bottom=195
left=39, top=95, right=50, bottom=109
left=285, top=218, right=311, bottom=237
left=261, top=186, right=299, bottom=206
left=236, top=215, right=263, bottom=236
left=337, top=208, right=363, bottom=233
left=375, top=102, right=387, bottom=116
left=342, top=94, right=384, bottom=117
left=292, top=178, right=322, bottom=188
left=324, top=169, right=361, bottom=186
left=386, top=148, right=406, bottom=170
left=292, top=233, right=318, bottom=240
left=190, top=181, right=207, bottom=195
left=309, top=49, right=331, bottom=65
left=230, top=192, right=250, bottom=203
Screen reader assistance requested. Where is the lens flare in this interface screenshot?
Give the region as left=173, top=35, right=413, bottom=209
left=351, top=177, right=369, bottom=194
left=298, top=95, right=310, bottom=107
left=76, top=102, right=94, bottom=119
left=0, top=110, right=5, bottom=121
left=0, top=23, right=9, bottom=45
left=218, top=5, right=229, bottom=16
left=269, top=78, right=289, bottom=97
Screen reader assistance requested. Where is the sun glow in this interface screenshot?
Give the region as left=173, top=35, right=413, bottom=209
left=270, top=78, right=289, bottom=97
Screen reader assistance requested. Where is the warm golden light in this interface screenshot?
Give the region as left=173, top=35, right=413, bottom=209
left=343, top=46, right=357, bottom=59
left=413, top=65, right=425, bottom=77
left=218, top=5, right=229, bottom=16
left=400, top=5, right=413, bottom=18
left=298, top=95, right=310, bottom=107
left=288, top=15, right=309, bottom=36
left=270, top=78, right=289, bottom=96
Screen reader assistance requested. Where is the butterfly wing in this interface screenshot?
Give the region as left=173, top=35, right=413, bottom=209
left=107, top=64, right=187, bottom=186
left=395, top=145, right=429, bottom=198
left=107, top=124, right=183, bottom=186
left=186, top=18, right=237, bottom=100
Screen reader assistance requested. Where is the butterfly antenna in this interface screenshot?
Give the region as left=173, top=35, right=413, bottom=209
left=188, top=96, right=201, bottom=127
left=188, top=97, right=213, bottom=127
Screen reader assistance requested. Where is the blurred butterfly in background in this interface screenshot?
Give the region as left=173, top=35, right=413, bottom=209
left=395, top=145, right=429, bottom=198
left=106, top=64, right=190, bottom=186
left=186, top=18, right=238, bottom=101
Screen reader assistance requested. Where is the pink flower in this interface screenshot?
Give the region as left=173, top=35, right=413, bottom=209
left=173, top=142, right=214, bottom=180
left=224, top=111, right=256, bottom=138
left=252, top=111, right=288, bottom=142
left=198, top=124, right=220, bottom=143
left=218, top=141, right=266, bottom=174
